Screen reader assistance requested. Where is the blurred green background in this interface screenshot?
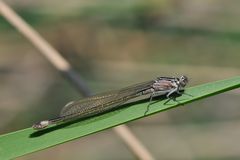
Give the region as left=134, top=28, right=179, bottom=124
left=0, top=0, right=240, bottom=159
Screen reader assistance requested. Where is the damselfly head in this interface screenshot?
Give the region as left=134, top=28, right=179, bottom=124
left=179, top=75, right=188, bottom=88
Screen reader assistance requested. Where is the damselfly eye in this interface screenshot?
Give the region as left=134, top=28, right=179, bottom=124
left=179, top=75, right=188, bottom=87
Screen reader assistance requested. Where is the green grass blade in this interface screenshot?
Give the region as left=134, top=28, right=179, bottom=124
left=0, top=76, right=240, bottom=159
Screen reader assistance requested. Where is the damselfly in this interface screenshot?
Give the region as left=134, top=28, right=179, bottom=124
left=33, top=75, right=188, bottom=130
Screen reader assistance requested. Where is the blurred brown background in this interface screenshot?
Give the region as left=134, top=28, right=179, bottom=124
left=0, top=0, right=240, bottom=159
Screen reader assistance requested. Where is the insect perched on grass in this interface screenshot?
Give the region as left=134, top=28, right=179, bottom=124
left=33, top=75, right=189, bottom=130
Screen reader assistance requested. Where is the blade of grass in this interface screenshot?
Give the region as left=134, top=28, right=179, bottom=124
left=0, top=76, right=240, bottom=159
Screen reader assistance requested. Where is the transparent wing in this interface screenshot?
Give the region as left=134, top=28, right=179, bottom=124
left=59, top=80, right=154, bottom=121
left=60, top=90, right=119, bottom=116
